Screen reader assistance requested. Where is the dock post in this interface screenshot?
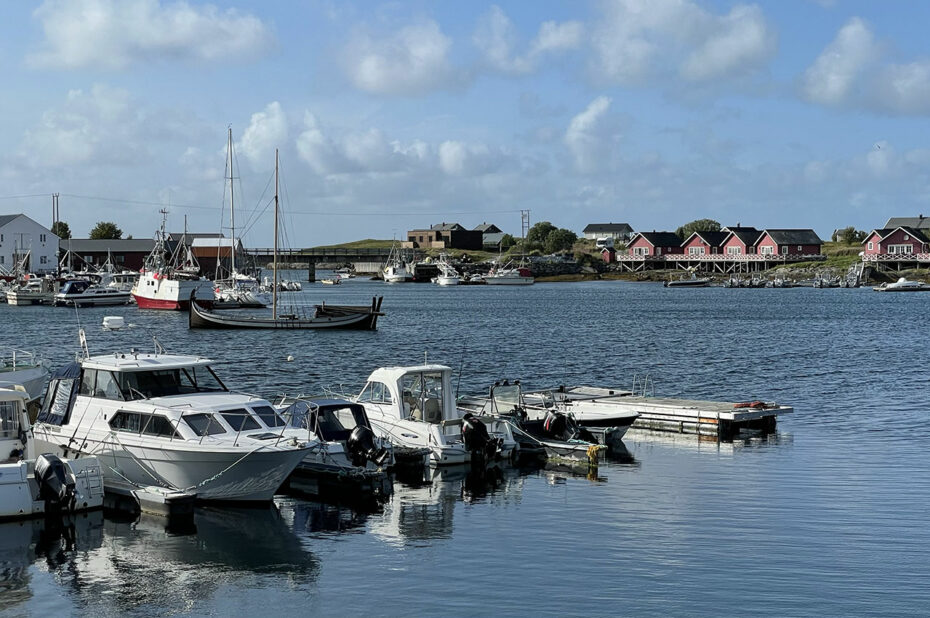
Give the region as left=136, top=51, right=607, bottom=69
left=308, top=262, right=315, bottom=282
left=718, top=419, right=733, bottom=441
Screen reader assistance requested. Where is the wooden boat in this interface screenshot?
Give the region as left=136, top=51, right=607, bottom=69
left=190, top=294, right=384, bottom=329
left=188, top=149, right=385, bottom=330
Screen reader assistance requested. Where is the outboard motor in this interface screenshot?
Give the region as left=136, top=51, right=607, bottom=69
left=346, top=426, right=390, bottom=468
left=34, top=454, right=76, bottom=513
left=543, top=410, right=580, bottom=442
left=461, top=413, right=503, bottom=460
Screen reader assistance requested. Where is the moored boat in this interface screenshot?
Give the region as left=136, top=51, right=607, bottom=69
left=54, top=279, right=132, bottom=307
left=872, top=277, right=930, bottom=292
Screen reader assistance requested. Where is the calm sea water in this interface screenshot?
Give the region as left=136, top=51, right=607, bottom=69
left=2, top=277, right=929, bottom=616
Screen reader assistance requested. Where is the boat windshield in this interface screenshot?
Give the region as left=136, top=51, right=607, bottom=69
left=117, top=366, right=227, bottom=400
left=182, top=413, right=226, bottom=436
left=252, top=404, right=286, bottom=428
left=0, top=400, right=21, bottom=439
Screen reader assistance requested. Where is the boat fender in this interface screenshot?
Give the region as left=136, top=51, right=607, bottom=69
left=34, top=454, right=77, bottom=513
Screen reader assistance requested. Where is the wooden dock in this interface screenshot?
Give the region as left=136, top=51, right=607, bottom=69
left=530, top=386, right=792, bottom=441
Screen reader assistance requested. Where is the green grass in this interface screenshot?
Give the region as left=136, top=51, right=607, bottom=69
left=311, top=238, right=394, bottom=249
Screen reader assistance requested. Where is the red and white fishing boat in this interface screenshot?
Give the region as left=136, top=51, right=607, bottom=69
left=131, top=211, right=212, bottom=310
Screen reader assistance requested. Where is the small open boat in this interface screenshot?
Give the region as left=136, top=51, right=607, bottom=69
left=190, top=294, right=384, bottom=330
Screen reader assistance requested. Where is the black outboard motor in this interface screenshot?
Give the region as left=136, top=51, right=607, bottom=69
left=543, top=410, right=580, bottom=442
left=346, top=426, right=390, bottom=468
left=461, top=413, right=503, bottom=460
left=34, top=454, right=76, bottom=513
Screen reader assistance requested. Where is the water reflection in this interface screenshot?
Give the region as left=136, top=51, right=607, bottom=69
left=0, top=512, right=105, bottom=612
left=43, top=506, right=319, bottom=616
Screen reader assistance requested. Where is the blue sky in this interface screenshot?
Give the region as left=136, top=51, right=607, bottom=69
left=1, top=0, right=929, bottom=246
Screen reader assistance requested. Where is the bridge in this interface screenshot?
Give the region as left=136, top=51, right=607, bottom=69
left=245, top=247, right=394, bottom=263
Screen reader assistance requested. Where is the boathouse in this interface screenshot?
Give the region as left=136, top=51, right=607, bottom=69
left=681, top=231, right=728, bottom=257
left=755, top=229, right=823, bottom=256
left=719, top=226, right=762, bottom=256
left=626, top=232, right=683, bottom=257
left=861, top=227, right=930, bottom=272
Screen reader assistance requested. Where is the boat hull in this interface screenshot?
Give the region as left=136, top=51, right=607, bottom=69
left=189, top=296, right=383, bottom=330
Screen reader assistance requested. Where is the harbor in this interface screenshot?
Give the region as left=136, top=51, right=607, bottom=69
left=1, top=278, right=927, bottom=615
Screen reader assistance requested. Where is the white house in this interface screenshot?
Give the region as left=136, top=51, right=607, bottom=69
left=0, top=214, right=59, bottom=274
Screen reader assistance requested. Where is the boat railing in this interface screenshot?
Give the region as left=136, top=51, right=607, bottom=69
left=1, top=348, right=41, bottom=369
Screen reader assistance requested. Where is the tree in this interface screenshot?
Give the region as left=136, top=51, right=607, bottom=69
left=544, top=228, right=577, bottom=254
left=50, top=221, right=71, bottom=239
left=833, top=226, right=866, bottom=244
left=89, top=221, right=123, bottom=240
left=526, top=221, right=557, bottom=245
left=675, top=218, right=721, bottom=240
left=499, top=233, right=516, bottom=250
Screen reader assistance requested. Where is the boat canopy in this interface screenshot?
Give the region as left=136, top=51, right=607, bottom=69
left=36, top=361, right=82, bottom=427
left=359, top=365, right=456, bottom=423
left=82, top=353, right=215, bottom=372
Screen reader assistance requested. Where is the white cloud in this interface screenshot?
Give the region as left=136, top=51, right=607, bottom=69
left=473, top=6, right=582, bottom=74
left=343, top=20, right=459, bottom=95
left=28, top=0, right=274, bottom=70
left=680, top=5, right=775, bottom=82
left=590, top=0, right=775, bottom=86
left=871, top=61, right=930, bottom=115
left=564, top=96, right=613, bottom=173
left=239, top=102, right=288, bottom=169
left=801, top=17, right=877, bottom=105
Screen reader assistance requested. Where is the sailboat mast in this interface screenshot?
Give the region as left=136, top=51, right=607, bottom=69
left=273, top=148, right=279, bottom=319
left=228, top=127, right=236, bottom=279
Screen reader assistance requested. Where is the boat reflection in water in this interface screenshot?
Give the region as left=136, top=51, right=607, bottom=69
left=0, top=511, right=105, bottom=613
left=12, top=506, right=319, bottom=616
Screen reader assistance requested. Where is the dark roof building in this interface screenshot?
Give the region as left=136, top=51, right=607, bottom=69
left=762, top=229, right=823, bottom=246
left=473, top=222, right=502, bottom=233
left=685, top=230, right=729, bottom=246
left=583, top=223, right=634, bottom=239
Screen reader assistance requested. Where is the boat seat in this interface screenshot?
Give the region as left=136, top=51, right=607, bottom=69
left=423, top=399, right=441, bottom=423
left=405, top=396, right=421, bottom=421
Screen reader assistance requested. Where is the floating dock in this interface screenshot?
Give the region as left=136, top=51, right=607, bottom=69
left=531, top=386, right=792, bottom=441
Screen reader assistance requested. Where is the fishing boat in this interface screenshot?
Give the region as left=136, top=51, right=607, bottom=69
left=382, top=243, right=409, bottom=283
left=431, top=254, right=460, bottom=286
left=6, top=276, right=58, bottom=305
left=664, top=270, right=711, bottom=287
left=353, top=364, right=516, bottom=466
left=131, top=211, right=213, bottom=310
left=54, top=279, right=132, bottom=307
left=872, top=277, right=930, bottom=292
left=0, top=384, right=104, bottom=520
left=30, top=341, right=314, bottom=502
left=484, top=260, right=534, bottom=285
left=0, top=349, right=48, bottom=402
left=188, top=149, right=385, bottom=330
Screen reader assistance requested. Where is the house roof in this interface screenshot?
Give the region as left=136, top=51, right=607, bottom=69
left=884, top=216, right=930, bottom=230
left=583, top=223, right=633, bottom=234
left=482, top=232, right=506, bottom=245
left=866, top=227, right=930, bottom=244
left=191, top=237, right=242, bottom=248
left=0, top=214, right=22, bottom=228
left=59, top=238, right=157, bottom=252
left=684, top=230, right=728, bottom=246
left=722, top=226, right=762, bottom=246
left=762, top=229, right=823, bottom=245
left=473, top=223, right=502, bottom=233
left=168, top=232, right=225, bottom=245
left=631, top=231, right=681, bottom=246
left=430, top=222, right=466, bottom=231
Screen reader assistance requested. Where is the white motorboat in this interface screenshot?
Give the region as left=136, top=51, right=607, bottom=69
left=431, top=254, right=460, bottom=286
left=872, top=277, right=930, bottom=292
left=31, top=347, right=314, bottom=502
left=54, top=279, right=132, bottom=307
left=353, top=364, right=516, bottom=466
left=0, top=348, right=48, bottom=402
left=6, top=277, right=58, bottom=305
left=484, top=260, right=534, bottom=285
left=0, top=384, right=104, bottom=520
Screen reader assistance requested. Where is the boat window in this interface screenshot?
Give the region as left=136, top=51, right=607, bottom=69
left=37, top=377, right=79, bottom=426
left=0, top=401, right=20, bottom=439
left=252, top=405, right=286, bottom=428
left=357, top=382, right=393, bottom=404
left=220, top=409, right=261, bottom=431
left=109, top=411, right=142, bottom=432
left=118, top=366, right=227, bottom=400
left=182, top=413, right=226, bottom=436
left=94, top=371, right=123, bottom=400
left=79, top=369, right=97, bottom=396
left=141, top=414, right=180, bottom=438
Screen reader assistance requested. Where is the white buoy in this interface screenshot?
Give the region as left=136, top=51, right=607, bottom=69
left=286, top=355, right=294, bottom=362
left=102, top=316, right=125, bottom=330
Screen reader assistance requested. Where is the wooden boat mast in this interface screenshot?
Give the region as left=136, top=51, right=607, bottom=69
left=227, top=126, right=237, bottom=280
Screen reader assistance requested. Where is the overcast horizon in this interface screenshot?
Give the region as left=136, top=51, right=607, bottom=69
left=2, top=0, right=929, bottom=246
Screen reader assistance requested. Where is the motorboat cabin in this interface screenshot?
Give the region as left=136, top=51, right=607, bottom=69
left=354, top=365, right=515, bottom=465
left=31, top=351, right=313, bottom=502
